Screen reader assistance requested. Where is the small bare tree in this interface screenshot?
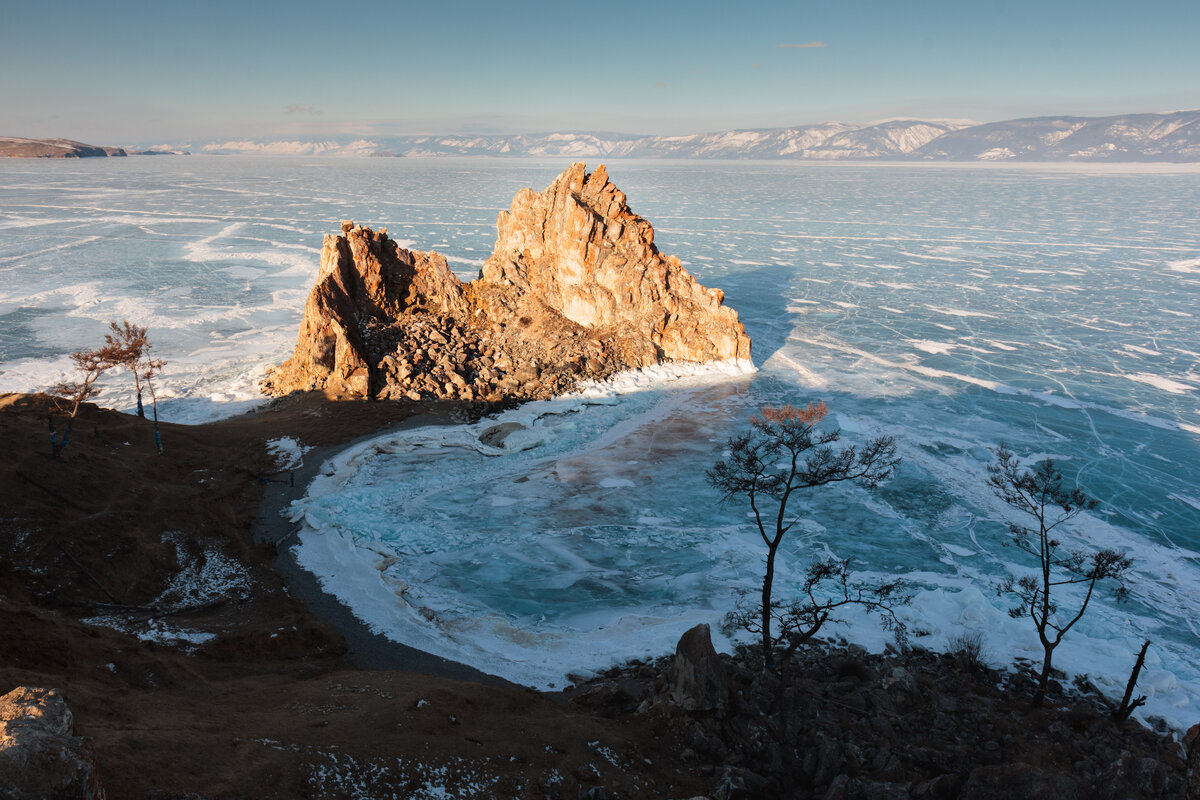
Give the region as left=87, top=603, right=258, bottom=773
left=723, top=556, right=910, bottom=666
left=49, top=341, right=125, bottom=457
left=103, top=322, right=148, bottom=416
left=708, top=403, right=902, bottom=668
left=104, top=320, right=166, bottom=452
left=989, top=444, right=1133, bottom=706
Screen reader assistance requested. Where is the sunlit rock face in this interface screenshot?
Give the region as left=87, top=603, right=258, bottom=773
left=474, top=162, right=752, bottom=367
left=262, top=222, right=468, bottom=398
left=262, top=163, right=751, bottom=402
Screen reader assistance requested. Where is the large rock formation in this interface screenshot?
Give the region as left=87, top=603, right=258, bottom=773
left=262, top=163, right=750, bottom=403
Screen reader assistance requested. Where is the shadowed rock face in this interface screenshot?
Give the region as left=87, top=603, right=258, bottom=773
left=668, top=623, right=730, bottom=712
left=262, top=163, right=751, bottom=402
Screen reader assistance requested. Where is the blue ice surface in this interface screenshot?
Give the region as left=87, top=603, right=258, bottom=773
left=2, top=156, right=1199, bottom=720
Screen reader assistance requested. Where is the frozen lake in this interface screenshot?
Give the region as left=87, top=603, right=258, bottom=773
left=2, top=156, right=1198, bottom=725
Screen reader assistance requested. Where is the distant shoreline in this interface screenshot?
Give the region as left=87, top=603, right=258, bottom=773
left=5, top=150, right=1199, bottom=172
left=0, top=136, right=188, bottom=158
left=10, top=108, right=1200, bottom=162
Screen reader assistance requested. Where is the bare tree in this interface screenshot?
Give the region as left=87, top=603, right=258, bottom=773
left=989, top=444, right=1133, bottom=706
left=723, top=556, right=910, bottom=666
left=49, top=342, right=124, bottom=457
left=104, top=320, right=166, bottom=452
left=708, top=403, right=902, bottom=668
left=104, top=322, right=147, bottom=416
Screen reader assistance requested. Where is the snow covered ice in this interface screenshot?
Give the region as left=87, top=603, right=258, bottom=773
left=2, top=156, right=1199, bottom=726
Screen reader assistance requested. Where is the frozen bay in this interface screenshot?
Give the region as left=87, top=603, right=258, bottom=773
left=2, top=157, right=1199, bottom=725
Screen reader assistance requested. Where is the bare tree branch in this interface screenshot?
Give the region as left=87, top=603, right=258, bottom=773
left=708, top=403, right=905, bottom=669
left=989, top=444, right=1132, bottom=706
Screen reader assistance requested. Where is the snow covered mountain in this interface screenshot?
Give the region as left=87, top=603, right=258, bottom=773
left=912, top=111, right=1200, bottom=161
left=189, top=110, right=1200, bottom=161
left=201, top=139, right=382, bottom=156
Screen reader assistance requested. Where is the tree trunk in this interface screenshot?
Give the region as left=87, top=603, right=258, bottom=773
left=53, top=419, right=74, bottom=458
left=762, top=541, right=778, bottom=669
left=777, top=656, right=794, bottom=798
left=1033, top=644, right=1054, bottom=707
left=149, top=384, right=163, bottom=454
left=1112, top=640, right=1150, bottom=723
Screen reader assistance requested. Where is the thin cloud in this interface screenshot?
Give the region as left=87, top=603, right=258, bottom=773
left=776, top=41, right=825, bottom=49
left=285, top=104, right=322, bottom=115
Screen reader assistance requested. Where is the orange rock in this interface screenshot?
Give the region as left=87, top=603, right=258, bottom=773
left=263, top=163, right=751, bottom=401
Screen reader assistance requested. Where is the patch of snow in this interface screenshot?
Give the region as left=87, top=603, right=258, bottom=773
left=910, top=340, right=957, bottom=355
left=1124, top=373, right=1197, bottom=395
left=1167, top=257, right=1200, bottom=274
left=268, top=436, right=311, bottom=471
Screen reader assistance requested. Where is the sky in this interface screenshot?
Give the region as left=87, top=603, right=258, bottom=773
left=3, top=0, right=1199, bottom=144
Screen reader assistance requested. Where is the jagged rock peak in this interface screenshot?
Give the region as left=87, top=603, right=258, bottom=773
left=475, top=163, right=749, bottom=366
left=262, top=164, right=751, bottom=403
left=261, top=221, right=468, bottom=397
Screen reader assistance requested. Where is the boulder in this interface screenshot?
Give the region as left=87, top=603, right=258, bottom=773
left=668, top=623, right=729, bottom=712
left=0, top=686, right=104, bottom=800
left=262, top=163, right=750, bottom=401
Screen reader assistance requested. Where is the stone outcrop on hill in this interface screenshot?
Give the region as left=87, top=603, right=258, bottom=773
left=668, top=623, right=730, bottom=712
left=262, top=163, right=751, bottom=402
left=0, top=687, right=105, bottom=799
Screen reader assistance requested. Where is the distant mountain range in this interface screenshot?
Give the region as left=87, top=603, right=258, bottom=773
left=196, top=110, right=1200, bottom=162
left=9, top=110, right=1200, bottom=161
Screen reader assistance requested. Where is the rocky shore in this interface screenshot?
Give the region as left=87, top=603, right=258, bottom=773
left=2, top=389, right=1198, bottom=798
left=573, top=625, right=1200, bottom=799
left=0, top=392, right=711, bottom=798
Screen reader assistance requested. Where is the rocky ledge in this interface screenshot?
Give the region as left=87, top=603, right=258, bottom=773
left=261, top=163, right=751, bottom=403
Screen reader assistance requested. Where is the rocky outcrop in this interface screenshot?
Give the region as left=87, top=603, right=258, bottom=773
left=262, top=163, right=750, bottom=402
left=472, top=163, right=749, bottom=367
left=668, top=623, right=730, bottom=712
left=262, top=222, right=468, bottom=398
left=0, top=687, right=105, bottom=799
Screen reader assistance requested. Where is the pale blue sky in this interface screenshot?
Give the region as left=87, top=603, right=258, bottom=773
left=3, top=0, right=1198, bottom=143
